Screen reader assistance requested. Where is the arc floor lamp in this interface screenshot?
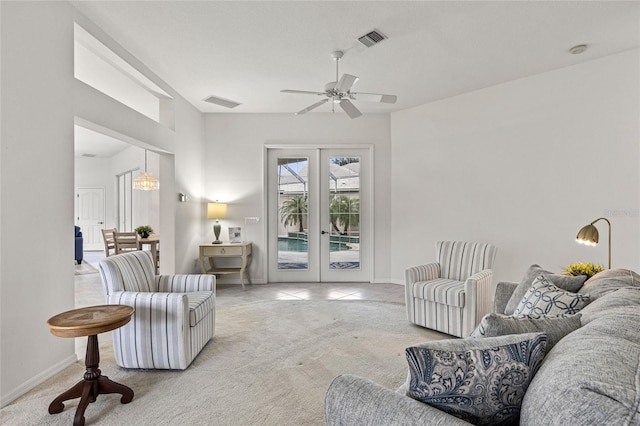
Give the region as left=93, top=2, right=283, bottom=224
left=575, top=217, right=611, bottom=269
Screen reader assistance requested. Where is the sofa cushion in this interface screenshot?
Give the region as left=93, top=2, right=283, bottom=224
left=579, top=268, right=640, bottom=299
left=187, top=291, right=215, bottom=327
left=504, top=264, right=587, bottom=314
left=513, top=275, right=590, bottom=318
left=405, top=333, right=546, bottom=426
left=579, top=287, right=640, bottom=326
left=520, top=309, right=640, bottom=425
left=411, top=278, right=465, bottom=307
left=471, top=312, right=582, bottom=352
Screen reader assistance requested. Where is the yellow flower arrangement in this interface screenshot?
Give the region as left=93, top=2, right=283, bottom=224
left=564, top=262, right=604, bottom=279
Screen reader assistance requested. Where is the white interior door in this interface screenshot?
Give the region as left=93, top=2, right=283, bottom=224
left=76, top=187, right=106, bottom=250
left=267, top=147, right=371, bottom=283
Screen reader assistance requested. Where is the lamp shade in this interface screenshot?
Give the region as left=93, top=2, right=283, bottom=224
left=575, top=217, right=611, bottom=269
left=207, top=202, right=227, bottom=219
left=576, top=224, right=599, bottom=246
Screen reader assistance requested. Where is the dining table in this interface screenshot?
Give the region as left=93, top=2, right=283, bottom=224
left=138, top=234, right=160, bottom=273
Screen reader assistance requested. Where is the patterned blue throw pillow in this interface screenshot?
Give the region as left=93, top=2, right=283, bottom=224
left=514, top=274, right=591, bottom=318
left=405, top=333, right=547, bottom=426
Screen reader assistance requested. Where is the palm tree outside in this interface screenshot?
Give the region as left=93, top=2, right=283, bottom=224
left=279, top=194, right=308, bottom=233
left=329, top=195, right=360, bottom=235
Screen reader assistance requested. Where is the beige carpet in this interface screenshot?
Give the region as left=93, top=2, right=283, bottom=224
left=74, top=261, right=99, bottom=276
left=1, top=299, right=445, bottom=425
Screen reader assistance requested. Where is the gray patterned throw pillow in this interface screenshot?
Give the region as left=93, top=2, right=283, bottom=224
left=504, top=264, right=587, bottom=315
left=471, top=312, right=582, bottom=351
left=514, top=275, right=590, bottom=318
left=405, top=333, right=547, bottom=426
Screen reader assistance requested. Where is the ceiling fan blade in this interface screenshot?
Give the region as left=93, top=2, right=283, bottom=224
left=281, top=89, right=326, bottom=96
left=335, top=74, right=359, bottom=93
left=339, top=99, right=362, bottom=119
left=296, top=98, right=329, bottom=115
left=350, top=92, right=397, bottom=104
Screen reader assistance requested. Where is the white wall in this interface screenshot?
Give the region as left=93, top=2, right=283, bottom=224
left=72, top=10, right=205, bottom=275
left=203, top=113, right=392, bottom=283
left=390, top=49, right=640, bottom=284
left=1, top=1, right=76, bottom=406
left=1, top=2, right=206, bottom=406
left=174, top=96, right=206, bottom=273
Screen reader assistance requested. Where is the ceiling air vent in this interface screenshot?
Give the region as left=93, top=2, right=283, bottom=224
left=357, top=29, right=387, bottom=48
left=203, top=95, right=242, bottom=109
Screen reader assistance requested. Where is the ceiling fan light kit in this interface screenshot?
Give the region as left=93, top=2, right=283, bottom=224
left=281, top=50, right=397, bottom=119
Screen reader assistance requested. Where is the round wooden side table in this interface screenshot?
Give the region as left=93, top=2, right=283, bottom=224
left=46, top=305, right=135, bottom=426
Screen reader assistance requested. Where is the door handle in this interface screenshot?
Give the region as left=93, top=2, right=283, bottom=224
left=321, top=230, right=328, bottom=235
left=98, top=222, right=104, bottom=224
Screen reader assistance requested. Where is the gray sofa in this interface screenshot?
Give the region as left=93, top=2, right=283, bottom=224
left=325, top=268, right=640, bottom=425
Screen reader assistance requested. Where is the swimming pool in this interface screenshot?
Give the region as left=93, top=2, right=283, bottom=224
left=278, top=237, right=351, bottom=252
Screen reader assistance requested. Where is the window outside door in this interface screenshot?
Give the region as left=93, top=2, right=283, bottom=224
left=267, top=147, right=371, bottom=282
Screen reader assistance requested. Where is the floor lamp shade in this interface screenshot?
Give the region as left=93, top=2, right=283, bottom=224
left=207, top=202, right=227, bottom=244
left=576, top=217, right=611, bottom=269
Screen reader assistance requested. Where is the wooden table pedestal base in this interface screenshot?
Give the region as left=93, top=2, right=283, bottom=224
left=48, top=334, right=133, bottom=426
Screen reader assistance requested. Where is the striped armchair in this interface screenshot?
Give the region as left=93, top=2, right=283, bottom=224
left=98, top=250, right=215, bottom=370
left=405, top=241, right=497, bottom=337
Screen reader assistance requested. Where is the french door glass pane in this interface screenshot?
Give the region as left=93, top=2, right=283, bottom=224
left=328, top=156, right=361, bottom=269
left=277, top=157, right=309, bottom=270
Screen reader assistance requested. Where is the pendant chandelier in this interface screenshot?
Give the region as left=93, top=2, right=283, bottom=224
left=133, top=149, right=159, bottom=191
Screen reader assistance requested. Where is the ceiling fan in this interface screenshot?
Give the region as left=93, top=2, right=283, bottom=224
left=281, top=50, right=397, bottom=119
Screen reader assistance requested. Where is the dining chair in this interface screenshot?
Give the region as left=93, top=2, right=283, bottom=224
left=101, top=228, right=117, bottom=257
left=114, top=231, right=139, bottom=254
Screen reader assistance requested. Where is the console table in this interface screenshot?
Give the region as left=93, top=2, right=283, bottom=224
left=46, top=305, right=134, bottom=426
left=199, top=242, right=252, bottom=289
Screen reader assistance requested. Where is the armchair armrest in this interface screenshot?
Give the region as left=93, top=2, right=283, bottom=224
left=106, top=291, right=190, bottom=369
left=493, top=281, right=518, bottom=314
left=405, top=262, right=441, bottom=285
left=325, top=375, right=471, bottom=426
left=156, top=274, right=216, bottom=294
left=463, top=269, right=494, bottom=336
left=107, top=291, right=189, bottom=323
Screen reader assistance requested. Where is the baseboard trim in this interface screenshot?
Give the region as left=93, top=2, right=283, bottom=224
left=1, top=354, right=77, bottom=408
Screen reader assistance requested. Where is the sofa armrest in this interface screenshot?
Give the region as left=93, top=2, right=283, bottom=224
left=493, top=281, right=518, bottom=314
left=325, top=375, right=471, bottom=426
left=156, top=274, right=216, bottom=294
left=405, top=262, right=441, bottom=285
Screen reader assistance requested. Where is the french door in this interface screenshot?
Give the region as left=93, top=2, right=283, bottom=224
left=267, top=147, right=372, bottom=282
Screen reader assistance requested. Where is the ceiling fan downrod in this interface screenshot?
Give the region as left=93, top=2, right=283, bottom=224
left=331, top=50, right=344, bottom=83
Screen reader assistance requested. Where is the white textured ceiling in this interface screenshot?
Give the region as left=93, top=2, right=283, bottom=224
left=70, top=1, right=640, bottom=117
left=75, top=125, right=131, bottom=157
